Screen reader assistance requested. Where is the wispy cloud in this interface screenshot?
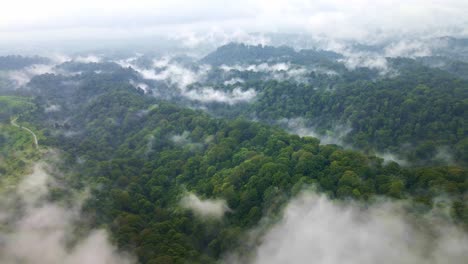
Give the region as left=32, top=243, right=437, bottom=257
left=74, top=55, right=102, bottom=63
left=8, top=64, right=57, bottom=87
left=280, top=117, right=351, bottom=145
left=0, top=162, right=135, bottom=264
left=117, top=56, right=257, bottom=104
left=180, top=192, right=230, bottom=219
left=184, top=87, right=256, bottom=105
left=220, top=62, right=312, bottom=82
left=2, top=1, right=467, bottom=51
left=224, top=77, right=245, bottom=85
left=225, top=191, right=468, bottom=264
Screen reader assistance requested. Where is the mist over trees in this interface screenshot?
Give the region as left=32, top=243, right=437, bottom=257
left=1, top=1, right=468, bottom=263
left=1, top=51, right=466, bottom=262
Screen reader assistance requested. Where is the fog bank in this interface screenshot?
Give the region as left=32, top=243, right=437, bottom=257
left=0, top=163, right=135, bottom=264
left=180, top=192, right=230, bottom=219
left=225, top=191, right=468, bottom=264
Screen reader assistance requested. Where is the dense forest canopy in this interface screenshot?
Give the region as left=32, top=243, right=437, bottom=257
left=1, top=37, right=467, bottom=264
left=0, top=55, right=50, bottom=70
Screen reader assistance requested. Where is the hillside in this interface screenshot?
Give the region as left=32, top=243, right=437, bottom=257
left=2, top=70, right=465, bottom=263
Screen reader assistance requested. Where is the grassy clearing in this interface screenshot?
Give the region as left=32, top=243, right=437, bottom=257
left=0, top=96, right=41, bottom=192
left=0, top=96, right=35, bottom=116
left=0, top=124, right=42, bottom=192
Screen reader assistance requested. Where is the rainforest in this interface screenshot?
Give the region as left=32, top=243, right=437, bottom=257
left=1, top=1, right=467, bottom=264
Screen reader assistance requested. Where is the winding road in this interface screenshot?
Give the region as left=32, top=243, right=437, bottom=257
left=11, top=117, right=38, bottom=149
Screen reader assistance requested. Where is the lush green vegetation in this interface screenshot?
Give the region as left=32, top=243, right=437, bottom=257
left=0, top=96, right=36, bottom=121
left=201, top=42, right=343, bottom=66
left=0, top=55, right=50, bottom=70
left=199, top=50, right=468, bottom=165
left=0, top=96, right=41, bottom=193
left=16, top=72, right=466, bottom=263
left=0, top=124, right=42, bottom=192
left=243, top=67, right=467, bottom=164
left=0, top=44, right=467, bottom=263
left=57, top=61, right=123, bottom=73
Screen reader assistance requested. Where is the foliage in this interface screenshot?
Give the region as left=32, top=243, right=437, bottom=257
left=16, top=72, right=466, bottom=263
left=0, top=55, right=50, bottom=70
left=0, top=47, right=467, bottom=263
left=0, top=96, right=36, bottom=122
left=201, top=42, right=342, bottom=66
left=237, top=61, right=468, bottom=165
left=0, top=123, right=41, bottom=193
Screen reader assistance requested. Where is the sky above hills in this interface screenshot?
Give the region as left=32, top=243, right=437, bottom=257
left=1, top=0, right=468, bottom=46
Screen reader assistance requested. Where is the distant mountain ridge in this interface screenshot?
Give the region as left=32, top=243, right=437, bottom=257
left=0, top=55, right=50, bottom=70
left=200, top=42, right=343, bottom=66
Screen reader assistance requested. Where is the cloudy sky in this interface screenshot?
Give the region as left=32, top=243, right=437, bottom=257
left=1, top=0, right=468, bottom=47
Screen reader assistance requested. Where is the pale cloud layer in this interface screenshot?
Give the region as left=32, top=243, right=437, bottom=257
left=4, top=54, right=104, bottom=88
left=220, top=63, right=313, bottom=82
left=116, top=56, right=257, bottom=104
left=0, top=163, right=135, bottom=264
left=184, top=87, right=256, bottom=105
left=74, top=55, right=102, bottom=63
left=226, top=192, right=468, bottom=264
left=280, top=117, right=351, bottom=146
left=180, top=192, right=230, bottom=219
left=1, top=0, right=467, bottom=45
left=8, top=64, right=57, bottom=87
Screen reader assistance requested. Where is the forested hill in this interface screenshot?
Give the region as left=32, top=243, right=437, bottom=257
left=4, top=70, right=466, bottom=263
left=2, top=43, right=464, bottom=168
left=200, top=42, right=342, bottom=66
left=0, top=41, right=467, bottom=263
left=241, top=59, right=468, bottom=165
left=0, top=55, right=50, bottom=70
left=194, top=51, right=468, bottom=166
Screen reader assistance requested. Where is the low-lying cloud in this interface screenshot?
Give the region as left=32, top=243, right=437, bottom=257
left=44, top=104, right=61, bottom=113
left=184, top=87, right=256, bottom=104
left=170, top=131, right=205, bottom=152
left=327, top=38, right=438, bottom=74
left=376, top=152, right=409, bottom=166
left=170, top=29, right=272, bottom=50
left=117, top=56, right=258, bottom=104
left=0, top=162, right=135, bottom=264
left=151, top=61, right=210, bottom=89
left=180, top=192, right=230, bottom=219
left=74, top=55, right=102, bottom=63
left=8, top=64, right=57, bottom=87
left=129, top=79, right=150, bottom=93
left=5, top=53, right=98, bottom=88
left=223, top=77, right=245, bottom=85
left=219, top=62, right=339, bottom=81
left=280, top=117, right=351, bottom=146
left=220, top=63, right=290, bottom=72
left=339, top=53, right=390, bottom=73
left=225, top=191, right=468, bottom=264
left=220, top=62, right=314, bottom=82
left=384, top=40, right=433, bottom=58
left=117, top=56, right=210, bottom=89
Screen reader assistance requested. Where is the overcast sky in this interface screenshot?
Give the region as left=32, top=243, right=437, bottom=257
left=1, top=0, right=468, bottom=47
